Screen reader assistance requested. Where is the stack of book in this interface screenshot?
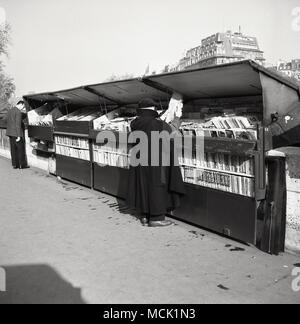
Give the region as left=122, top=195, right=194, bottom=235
left=56, top=145, right=90, bottom=161
left=178, top=152, right=254, bottom=175
left=101, top=117, right=135, bottom=133
left=55, top=136, right=89, bottom=150
left=28, top=104, right=64, bottom=126
left=179, top=150, right=255, bottom=197
left=93, top=143, right=129, bottom=169
left=57, top=108, right=102, bottom=122
left=180, top=166, right=254, bottom=197
left=93, top=108, right=137, bottom=133
left=180, top=115, right=259, bottom=140
left=55, top=135, right=90, bottom=161
left=93, top=107, right=137, bottom=131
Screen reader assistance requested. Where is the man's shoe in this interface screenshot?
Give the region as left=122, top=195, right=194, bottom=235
left=20, top=166, right=30, bottom=169
left=148, top=220, right=174, bottom=227
left=140, top=217, right=148, bottom=226
left=13, top=166, right=19, bottom=169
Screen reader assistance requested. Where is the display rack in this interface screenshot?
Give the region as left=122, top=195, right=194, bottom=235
left=28, top=125, right=54, bottom=142
left=23, top=101, right=64, bottom=154
left=54, top=107, right=103, bottom=188
left=172, top=121, right=265, bottom=243
left=90, top=128, right=131, bottom=199
left=91, top=103, right=156, bottom=199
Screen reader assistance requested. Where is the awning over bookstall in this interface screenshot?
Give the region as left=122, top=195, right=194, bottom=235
left=144, top=60, right=300, bottom=125
left=144, top=61, right=263, bottom=99
left=144, top=60, right=299, bottom=99
left=24, top=60, right=300, bottom=126
left=86, top=79, right=170, bottom=106
left=24, top=79, right=170, bottom=109
left=24, top=87, right=114, bottom=108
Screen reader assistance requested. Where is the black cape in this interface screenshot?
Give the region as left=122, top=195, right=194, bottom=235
left=126, top=110, right=185, bottom=216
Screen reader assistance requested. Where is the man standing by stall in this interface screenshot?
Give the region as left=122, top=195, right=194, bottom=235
left=6, top=100, right=28, bottom=169
left=126, top=97, right=185, bottom=227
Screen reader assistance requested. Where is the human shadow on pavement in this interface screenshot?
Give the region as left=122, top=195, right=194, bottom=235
left=0, top=264, right=85, bottom=304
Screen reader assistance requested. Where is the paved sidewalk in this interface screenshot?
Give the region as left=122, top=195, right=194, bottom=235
left=0, top=156, right=299, bottom=304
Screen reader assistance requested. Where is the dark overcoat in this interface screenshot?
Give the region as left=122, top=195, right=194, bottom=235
left=126, top=109, right=185, bottom=216
left=6, top=107, right=25, bottom=138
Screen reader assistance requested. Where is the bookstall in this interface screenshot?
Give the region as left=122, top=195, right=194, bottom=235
left=22, top=60, right=300, bottom=252
left=24, top=94, right=66, bottom=155
left=143, top=61, right=299, bottom=249
left=88, top=79, right=169, bottom=197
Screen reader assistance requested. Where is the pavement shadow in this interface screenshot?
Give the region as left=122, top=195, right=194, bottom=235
left=0, top=264, right=85, bottom=304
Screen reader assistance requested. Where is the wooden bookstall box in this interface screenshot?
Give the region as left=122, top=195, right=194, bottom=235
left=55, top=120, right=91, bottom=137
left=56, top=154, right=92, bottom=188
left=28, top=125, right=54, bottom=142
left=25, top=101, right=65, bottom=142
left=55, top=107, right=103, bottom=136
left=91, top=130, right=131, bottom=199
left=93, top=164, right=129, bottom=199
left=53, top=108, right=103, bottom=188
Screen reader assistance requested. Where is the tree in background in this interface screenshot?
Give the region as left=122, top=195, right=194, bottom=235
left=0, top=22, right=10, bottom=56
left=0, top=23, right=15, bottom=118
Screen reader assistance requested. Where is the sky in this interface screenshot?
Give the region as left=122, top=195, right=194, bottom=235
left=0, top=0, right=300, bottom=96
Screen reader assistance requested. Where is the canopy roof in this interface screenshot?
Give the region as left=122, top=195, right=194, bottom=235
left=24, top=60, right=299, bottom=109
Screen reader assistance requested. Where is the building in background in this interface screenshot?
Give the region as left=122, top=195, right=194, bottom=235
left=170, top=29, right=265, bottom=72
left=273, top=59, right=300, bottom=82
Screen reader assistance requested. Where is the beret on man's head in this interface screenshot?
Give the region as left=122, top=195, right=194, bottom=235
left=138, top=98, right=158, bottom=110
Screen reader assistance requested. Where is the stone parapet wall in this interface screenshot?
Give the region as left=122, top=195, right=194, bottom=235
left=278, top=147, right=300, bottom=254
left=0, top=129, right=49, bottom=172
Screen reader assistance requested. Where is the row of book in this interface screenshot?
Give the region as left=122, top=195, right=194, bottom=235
left=93, top=107, right=137, bottom=131
left=57, top=108, right=102, bottom=122
left=180, top=126, right=257, bottom=141
left=55, top=135, right=89, bottom=150
left=93, top=143, right=128, bottom=153
left=93, top=144, right=129, bottom=168
left=93, top=150, right=130, bottom=169
left=206, top=116, right=259, bottom=130
left=56, top=145, right=90, bottom=161
left=178, top=152, right=254, bottom=176
left=91, top=144, right=255, bottom=176
left=180, top=115, right=259, bottom=140
left=180, top=166, right=255, bottom=198
left=100, top=118, right=134, bottom=133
